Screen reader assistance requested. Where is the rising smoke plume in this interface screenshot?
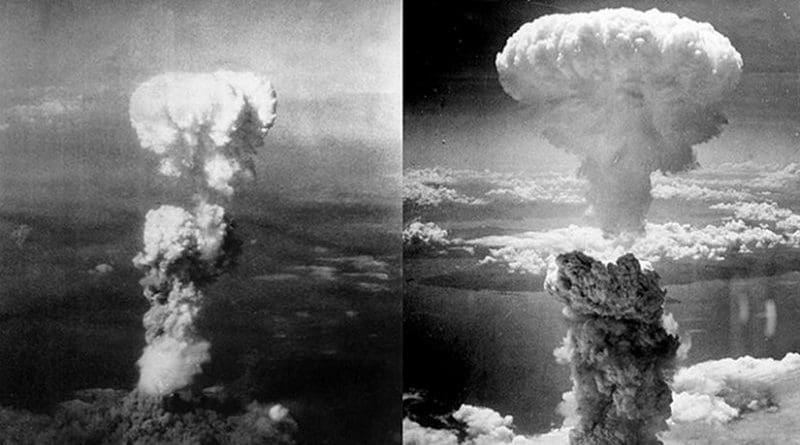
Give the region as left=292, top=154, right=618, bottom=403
left=545, top=251, right=680, bottom=444
left=129, top=71, right=277, bottom=396
left=496, top=8, right=742, bottom=233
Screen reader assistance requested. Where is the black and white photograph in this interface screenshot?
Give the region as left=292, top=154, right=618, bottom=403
left=0, top=1, right=401, bottom=444
left=6, top=0, right=800, bottom=444
left=404, top=1, right=800, bottom=444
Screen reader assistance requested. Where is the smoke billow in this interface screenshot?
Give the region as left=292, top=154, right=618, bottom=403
left=129, top=71, right=277, bottom=197
left=545, top=251, right=680, bottom=444
left=496, top=8, right=742, bottom=233
left=129, top=71, right=276, bottom=397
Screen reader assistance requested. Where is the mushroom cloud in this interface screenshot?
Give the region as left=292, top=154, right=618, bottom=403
left=496, top=8, right=742, bottom=233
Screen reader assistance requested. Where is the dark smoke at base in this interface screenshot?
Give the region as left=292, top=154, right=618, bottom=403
left=546, top=252, right=680, bottom=445
left=0, top=389, right=296, bottom=444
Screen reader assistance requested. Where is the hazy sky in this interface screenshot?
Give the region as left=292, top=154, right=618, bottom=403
left=0, top=0, right=402, bottom=207
left=0, top=0, right=402, bottom=148
left=1, top=0, right=401, bottom=98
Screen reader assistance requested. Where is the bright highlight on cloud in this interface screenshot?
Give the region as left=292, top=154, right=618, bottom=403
left=404, top=163, right=800, bottom=211
left=403, top=405, right=570, bottom=445
left=496, top=8, right=742, bottom=233
left=710, top=201, right=795, bottom=222
left=129, top=71, right=277, bottom=196
left=671, top=353, right=800, bottom=419
left=403, top=221, right=452, bottom=254
left=403, top=350, right=800, bottom=445
left=473, top=218, right=798, bottom=275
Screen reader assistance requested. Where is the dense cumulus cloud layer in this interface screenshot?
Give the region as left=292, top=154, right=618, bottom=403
left=473, top=219, right=797, bottom=275
left=670, top=353, right=800, bottom=424
left=404, top=162, right=800, bottom=273
left=404, top=163, right=800, bottom=210
left=438, top=163, right=800, bottom=274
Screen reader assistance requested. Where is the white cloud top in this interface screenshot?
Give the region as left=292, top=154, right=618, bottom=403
left=496, top=8, right=741, bottom=108
left=134, top=203, right=227, bottom=270
left=129, top=71, right=277, bottom=195
left=473, top=220, right=791, bottom=275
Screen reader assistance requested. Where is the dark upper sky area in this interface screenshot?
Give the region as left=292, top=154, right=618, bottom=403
left=405, top=0, right=800, bottom=107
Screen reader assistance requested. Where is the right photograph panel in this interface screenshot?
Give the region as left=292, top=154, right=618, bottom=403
left=403, top=1, right=800, bottom=443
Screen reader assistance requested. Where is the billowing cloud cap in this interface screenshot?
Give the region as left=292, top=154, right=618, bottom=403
left=496, top=8, right=741, bottom=107
left=496, top=8, right=742, bottom=233
left=129, top=71, right=277, bottom=196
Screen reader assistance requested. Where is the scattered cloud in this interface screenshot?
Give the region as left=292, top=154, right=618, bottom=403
left=652, top=174, right=755, bottom=202
left=404, top=221, right=452, bottom=254
left=670, top=353, right=800, bottom=424
left=288, top=265, right=338, bottom=282
left=404, top=163, right=800, bottom=211
left=268, top=254, right=393, bottom=292
left=403, top=168, right=582, bottom=208
left=403, top=404, right=569, bottom=445
left=403, top=353, right=800, bottom=443
left=251, top=273, right=300, bottom=282
left=472, top=220, right=794, bottom=275
left=710, top=201, right=795, bottom=222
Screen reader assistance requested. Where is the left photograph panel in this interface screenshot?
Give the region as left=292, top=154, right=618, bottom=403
left=0, top=1, right=402, bottom=444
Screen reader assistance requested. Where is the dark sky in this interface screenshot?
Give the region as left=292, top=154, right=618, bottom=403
left=405, top=0, right=800, bottom=107
left=405, top=1, right=557, bottom=105
left=403, top=0, right=800, bottom=171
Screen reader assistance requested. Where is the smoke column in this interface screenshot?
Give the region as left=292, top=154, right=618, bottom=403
left=545, top=251, right=680, bottom=444
left=129, top=71, right=277, bottom=396
left=496, top=8, right=742, bottom=233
